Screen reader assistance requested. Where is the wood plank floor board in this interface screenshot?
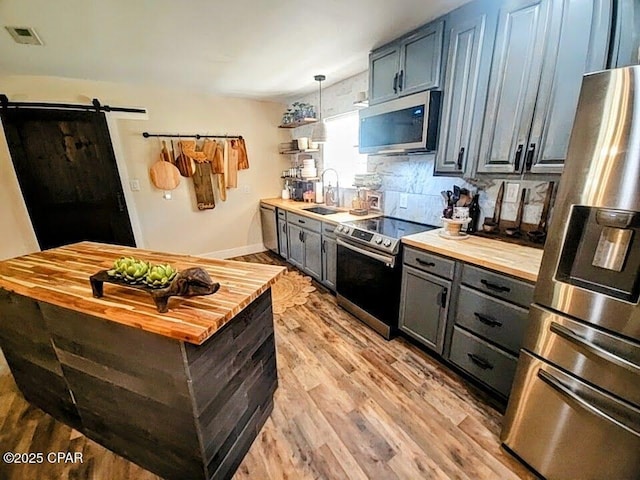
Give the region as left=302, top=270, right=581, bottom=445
left=0, top=251, right=536, bottom=480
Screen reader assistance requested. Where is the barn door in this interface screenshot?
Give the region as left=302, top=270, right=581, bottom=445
left=1, top=108, right=136, bottom=250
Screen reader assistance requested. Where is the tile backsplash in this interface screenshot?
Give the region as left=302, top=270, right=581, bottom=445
left=368, top=153, right=556, bottom=228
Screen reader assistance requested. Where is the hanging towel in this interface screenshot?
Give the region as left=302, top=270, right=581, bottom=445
left=202, top=139, right=217, bottom=162
left=227, top=139, right=239, bottom=188
left=237, top=137, right=249, bottom=170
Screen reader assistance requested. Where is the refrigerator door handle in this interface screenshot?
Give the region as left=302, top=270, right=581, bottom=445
left=550, top=322, right=640, bottom=375
left=537, top=369, right=640, bottom=438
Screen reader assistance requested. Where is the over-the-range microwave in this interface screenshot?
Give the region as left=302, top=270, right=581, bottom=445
left=359, top=91, right=441, bottom=155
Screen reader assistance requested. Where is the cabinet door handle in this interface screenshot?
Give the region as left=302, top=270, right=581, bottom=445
left=298, top=231, right=303, bottom=242
left=438, top=288, right=448, bottom=308
left=393, top=73, right=398, bottom=94
left=514, top=144, right=524, bottom=171
left=467, top=353, right=493, bottom=370
left=398, top=70, right=404, bottom=91
left=416, top=258, right=436, bottom=267
left=473, top=312, right=503, bottom=328
left=456, top=147, right=465, bottom=170
left=525, top=143, right=536, bottom=171
left=282, top=223, right=287, bottom=233
left=321, top=240, right=326, bottom=253
left=480, top=279, right=511, bottom=293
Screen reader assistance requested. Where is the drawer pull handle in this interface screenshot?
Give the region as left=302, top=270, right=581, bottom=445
left=550, top=322, right=640, bottom=374
left=298, top=219, right=306, bottom=224
left=416, top=258, right=436, bottom=267
left=480, top=279, right=510, bottom=293
left=537, top=369, right=640, bottom=438
left=473, top=313, right=503, bottom=328
left=324, top=228, right=334, bottom=233
left=467, top=353, right=493, bottom=370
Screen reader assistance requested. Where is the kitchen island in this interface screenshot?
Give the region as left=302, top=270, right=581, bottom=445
left=0, top=242, right=285, bottom=480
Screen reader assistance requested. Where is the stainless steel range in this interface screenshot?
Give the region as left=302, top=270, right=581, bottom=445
left=334, top=217, right=436, bottom=339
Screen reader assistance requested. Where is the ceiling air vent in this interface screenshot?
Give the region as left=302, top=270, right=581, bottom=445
left=5, top=26, right=43, bottom=45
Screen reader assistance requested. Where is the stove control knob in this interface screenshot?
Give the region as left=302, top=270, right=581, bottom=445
left=339, top=225, right=346, bottom=232
left=344, top=227, right=351, bottom=234
left=374, top=236, right=383, bottom=245
left=383, top=239, right=392, bottom=247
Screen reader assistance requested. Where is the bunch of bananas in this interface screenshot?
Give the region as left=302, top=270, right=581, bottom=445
left=107, top=257, right=178, bottom=288
left=143, top=264, right=178, bottom=288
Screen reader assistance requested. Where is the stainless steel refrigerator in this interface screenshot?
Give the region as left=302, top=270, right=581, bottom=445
left=501, top=66, right=640, bottom=479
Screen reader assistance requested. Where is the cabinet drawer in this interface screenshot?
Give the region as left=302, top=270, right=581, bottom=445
left=321, top=222, right=337, bottom=239
left=287, top=212, right=321, bottom=233
left=277, top=208, right=287, bottom=220
left=456, top=286, right=529, bottom=355
left=449, top=326, right=518, bottom=398
left=403, top=247, right=454, bottom=279
left=461, top=264, right=534, bottom=307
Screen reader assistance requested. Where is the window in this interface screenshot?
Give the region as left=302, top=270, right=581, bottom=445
left=322, top=111, right=367, bottom=187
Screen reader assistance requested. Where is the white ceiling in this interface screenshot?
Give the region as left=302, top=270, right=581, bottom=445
left=0, top=0, right=471, bottom=102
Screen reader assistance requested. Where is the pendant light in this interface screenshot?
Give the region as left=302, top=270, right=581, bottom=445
left=311, top=74, right=327, bottom=143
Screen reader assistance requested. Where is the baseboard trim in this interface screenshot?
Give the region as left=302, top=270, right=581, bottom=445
left=199, top=243, right=267, bottom=259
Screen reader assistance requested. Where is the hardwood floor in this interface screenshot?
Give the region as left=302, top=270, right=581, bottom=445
left=0, top=251, right=536, bottom=480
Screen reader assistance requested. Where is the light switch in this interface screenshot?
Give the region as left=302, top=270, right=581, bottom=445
left=399, top=193, right=408, bottom=209
left=505, top=183, right=519, bottom=203
left=129, top=179, right=141, bottom=192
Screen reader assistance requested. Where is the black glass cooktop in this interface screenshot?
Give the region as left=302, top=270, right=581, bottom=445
left=344, top=217, right=436, bottom=239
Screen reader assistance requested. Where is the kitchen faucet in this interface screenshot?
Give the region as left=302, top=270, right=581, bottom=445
left=320, top=168, right=340, bottom=207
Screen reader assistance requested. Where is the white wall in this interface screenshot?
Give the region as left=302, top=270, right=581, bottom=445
left=0, top=75, right=289, bottom=260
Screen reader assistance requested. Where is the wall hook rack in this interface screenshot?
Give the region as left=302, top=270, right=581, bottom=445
left=142, top=132, right=242, bottom=140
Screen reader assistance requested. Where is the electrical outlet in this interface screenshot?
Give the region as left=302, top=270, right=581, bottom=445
left=242, top=185, right=251, bottom=194
left=129, top=179, right=140, bottom=192
left=505, top=183, right=519, bottom=203
left=399, top=193, right=408, bottom=209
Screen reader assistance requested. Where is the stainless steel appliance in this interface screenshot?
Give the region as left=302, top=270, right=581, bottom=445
left=359, top=91, right=441, bottom=155
left=335, top=217, right=436, bottom=338
left=502, top=66, right=640, bottom=480
left=259, top=204, right=278, bottom=253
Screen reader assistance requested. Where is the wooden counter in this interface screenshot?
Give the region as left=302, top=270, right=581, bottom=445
left=0, top=242, right=283, bottom=480
left=261, top=197, right=381, bottom=224
left=0, top=241, right=285, bottom=344
left=402, top=229, right=543, bottom=282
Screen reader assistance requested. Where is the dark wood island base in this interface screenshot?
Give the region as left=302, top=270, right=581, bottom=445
left=0, top=242, right=284, bottom=480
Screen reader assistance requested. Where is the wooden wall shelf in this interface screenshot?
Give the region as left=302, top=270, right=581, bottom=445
left=278, top=118, right=317, bottom=128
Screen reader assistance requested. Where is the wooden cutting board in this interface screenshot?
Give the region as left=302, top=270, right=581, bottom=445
left=192, top=161, right=215, bottom=210
left=149, top=155, right=181, bottom=190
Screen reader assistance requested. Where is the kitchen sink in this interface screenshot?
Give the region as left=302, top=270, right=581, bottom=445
left=302, top=206, right=340, bottom=215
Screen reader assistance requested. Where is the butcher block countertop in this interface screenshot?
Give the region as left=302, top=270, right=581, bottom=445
left=402, top=229, right=543, bottom=282
left=0, top=242, right=285, bottom=344
left=261, top=198, right=381, bottom=224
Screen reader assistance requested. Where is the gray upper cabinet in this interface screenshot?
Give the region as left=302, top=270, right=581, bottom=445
left=527, top=0, right=612, bottom=173
left=435, top=1, right=499, bottom=175
left=370, top=45, right=401, bottom=104
left=608, top=0, right=640, bottom=68
left=477, top=0, right=612, bottom=174
left=369, top=21, right=444, bottom=105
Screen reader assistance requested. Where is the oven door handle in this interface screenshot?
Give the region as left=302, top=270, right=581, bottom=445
left=337, top=238, right=396, bottom=268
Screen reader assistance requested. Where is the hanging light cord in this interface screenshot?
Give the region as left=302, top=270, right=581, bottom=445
left=314, top=74, right=325, bottom=121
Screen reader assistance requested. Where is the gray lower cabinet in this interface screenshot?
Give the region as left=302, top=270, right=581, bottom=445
left=287, top=224, right=304, bottom=269
left=448, top=264, right=534, bottom=398
left=435, top=0, right=499, bottom=175
left=399, top=265, right=451, bottom=354
left=449, top=326, right=518, bottom=397
left=477, top=0, right=612, bottom=174
left=321, top=223, right=337, bottom=291
left=278, top=218, right=288, bottom=260
left=286, top=220, right=321, bottom=280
